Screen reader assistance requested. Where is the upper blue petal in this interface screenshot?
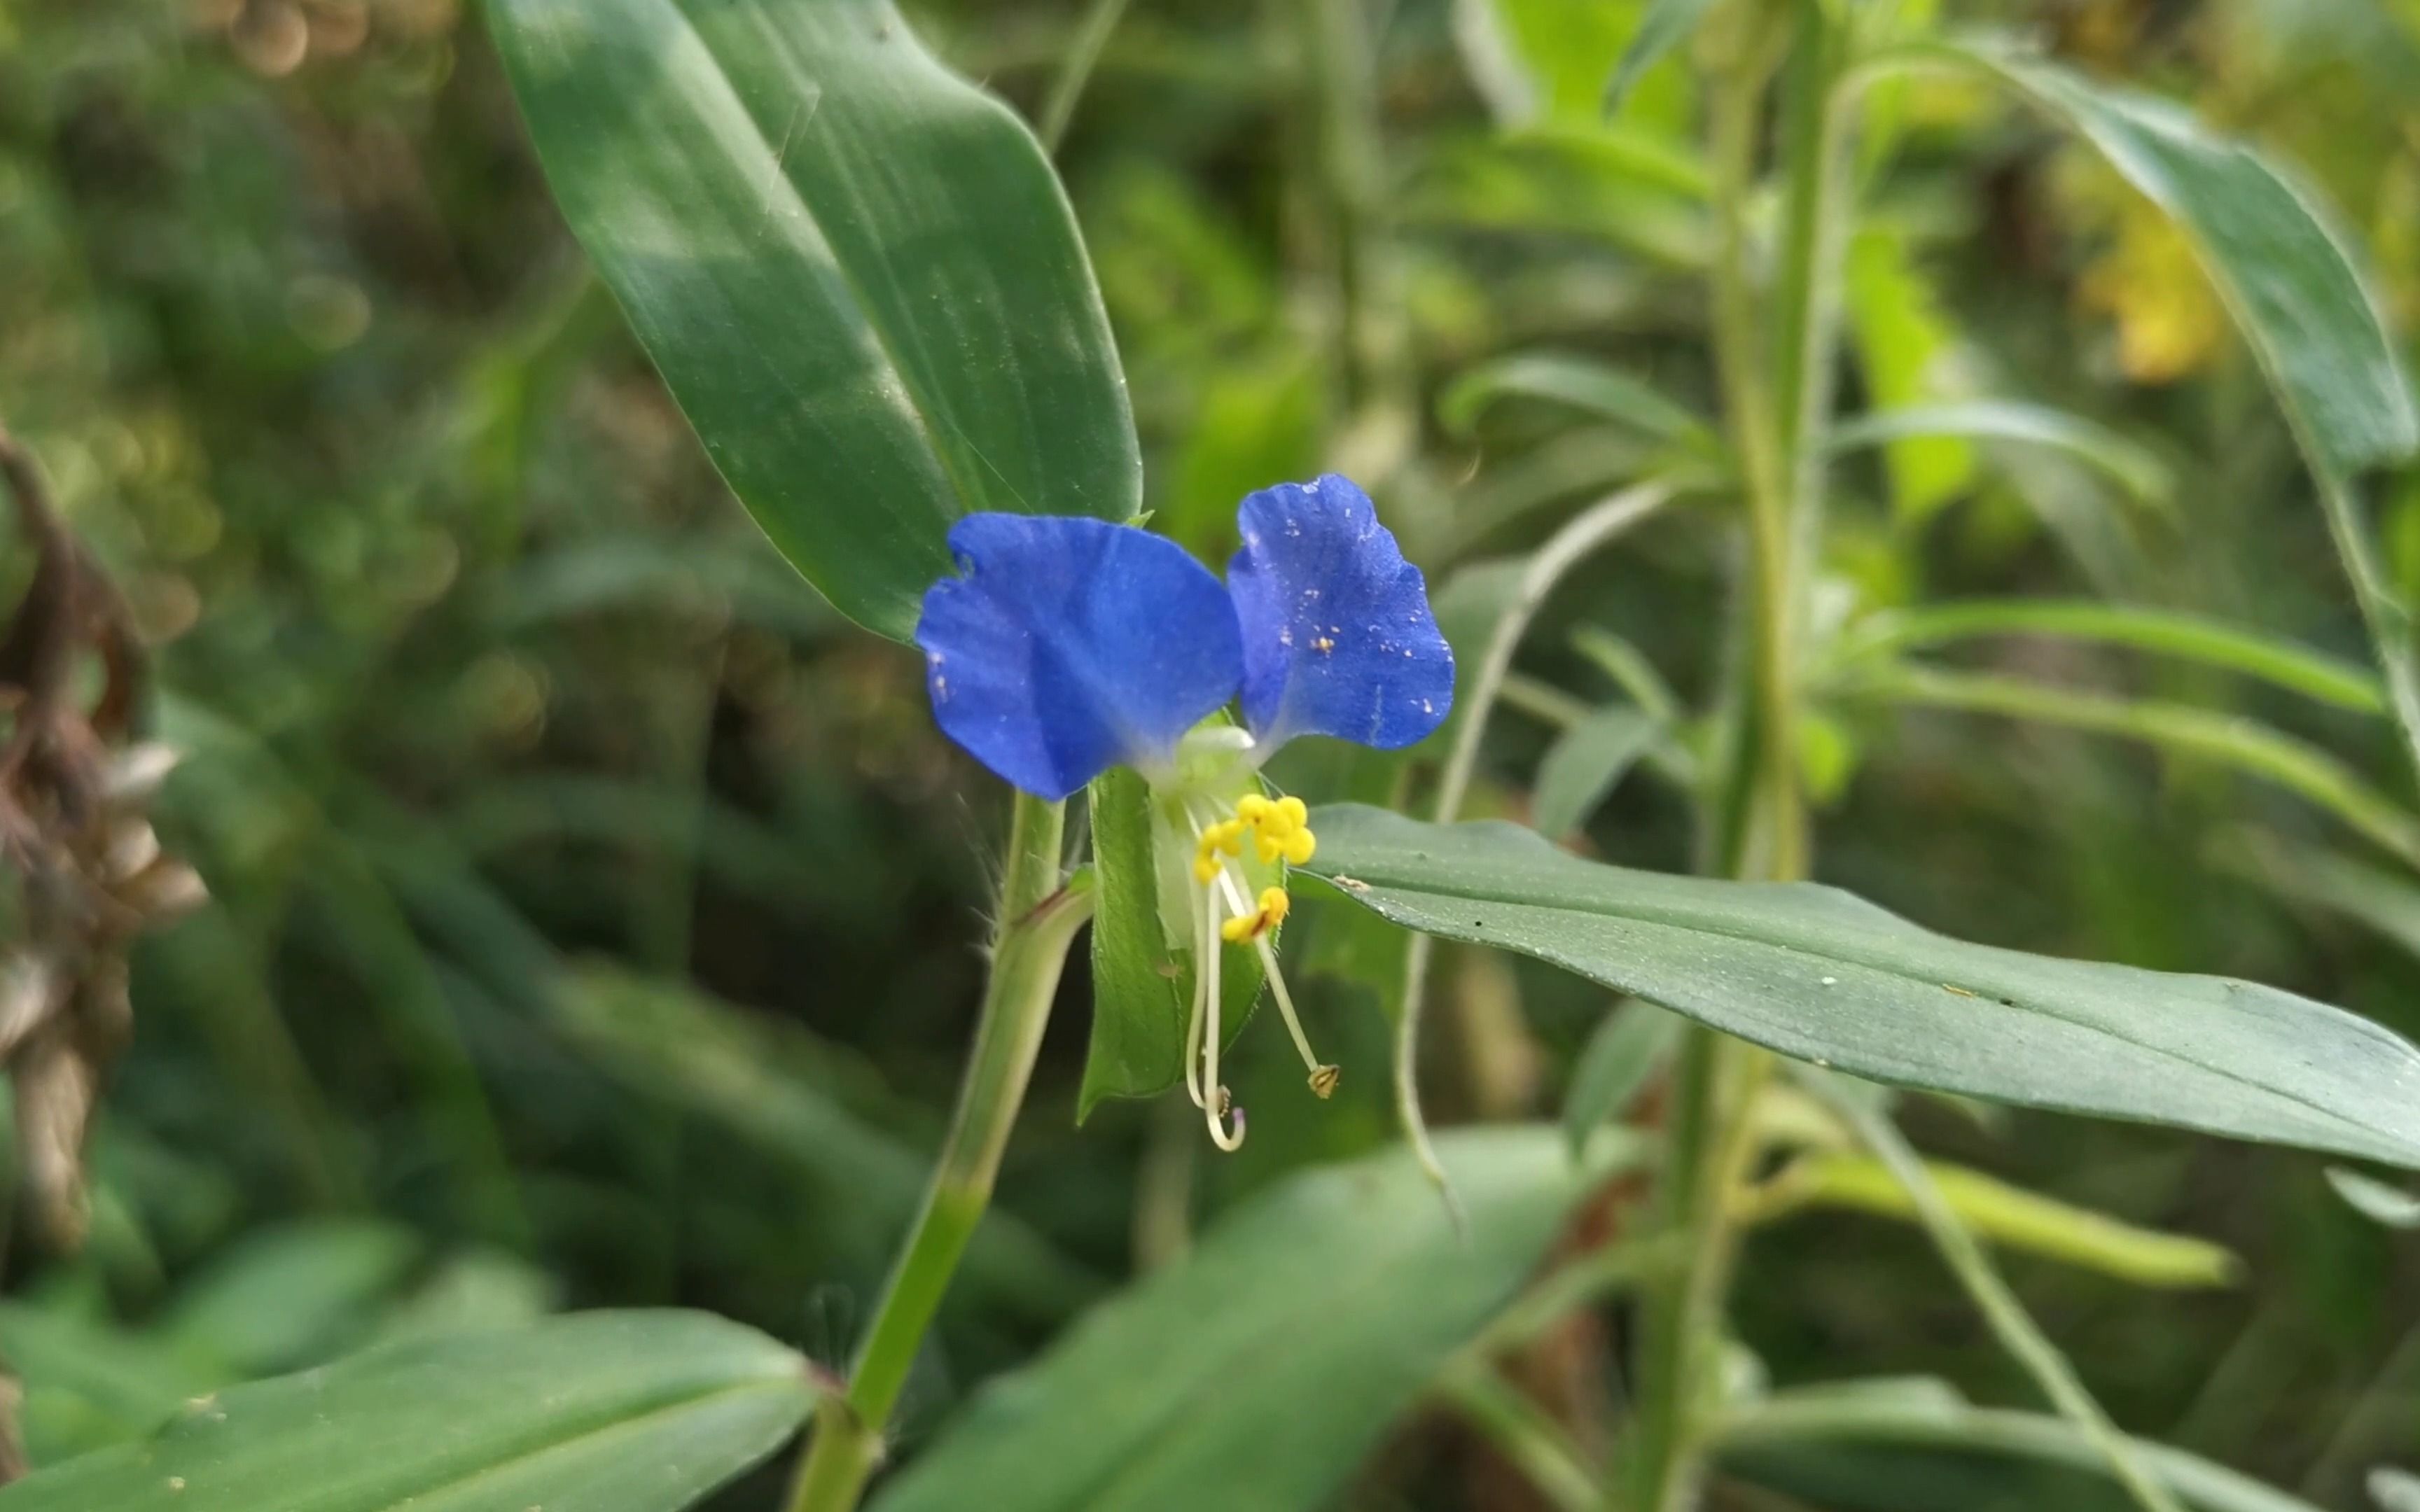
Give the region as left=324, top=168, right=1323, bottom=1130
left=915, top=514, right=1244, bottom=799
left=1226, top=475, right=1454, bottom=750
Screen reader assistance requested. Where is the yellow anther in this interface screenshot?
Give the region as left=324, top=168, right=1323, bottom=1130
left=1283, top=829, right=1316, bottom=866
left=1218, top=884, right=1292, bottom=943
left=1236, top=794, right=1274, bottom=824
left=1193, top=853, right=1222, bottom=883
left=1276, top=796, right=1308, bottom=827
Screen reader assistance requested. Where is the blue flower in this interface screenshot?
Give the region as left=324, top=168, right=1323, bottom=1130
left=915, top=474, right=1453, bottom=800
left=915, top=475, right=1453, bottom=1149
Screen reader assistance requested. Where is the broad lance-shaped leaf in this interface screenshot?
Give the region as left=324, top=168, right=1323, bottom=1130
left=871, top=1127, right=1632, bottom=1512
left=0, top=1310, right=816, bottom=1512
left=1302, top=805, right=2420, bottom=1168
left=489, top=0, right=1139, bottom=642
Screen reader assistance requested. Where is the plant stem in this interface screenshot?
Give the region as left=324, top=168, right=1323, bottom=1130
left=1634, top=7, right=1858, bottom=1505
left=1817, top=1086, right=2189, bottom=1512
left=1437, top=1360, right=1608, bottom=1512
left=784, top=792, right=1088, bottom=1512
left=1036, top=0, right=1131, bottom=153
left=1716, top=1395, right=2297, bottom=1509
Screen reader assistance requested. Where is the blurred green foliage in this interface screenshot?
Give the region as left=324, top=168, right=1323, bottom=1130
left=4, top=0, right=2420, bottom=1506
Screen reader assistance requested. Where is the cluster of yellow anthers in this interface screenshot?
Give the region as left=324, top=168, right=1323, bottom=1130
left=1193, top=793, right=1317, bottom=879
left=1184, top=791, right=1336, bottom=1152
left=1195, top=796, right=1312, bottom=944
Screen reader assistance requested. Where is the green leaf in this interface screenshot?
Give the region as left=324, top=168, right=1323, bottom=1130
left=1534, top=706, right=1661, bottom=840
left=0, top=1311, right=816, bottom=1512
left=1300, top=805, right=2420, bottom=1168
left=1921, top=38, right=2420, bottom=779
left=1831, top=601, right=2383, bottom=713
left=1562, top=998, right=1681, bottom=1154
left=1828, top=401, right=2174, bottom=510
left=1439, top=351, right=1709, bottom=443
left=1939, top=44, right=2418, bottom=483
left=161, top=1220, right=419, bottom=1376
left=1080, top=768, right=1265, bottom=1116
left=1758, top=1152, right=2239, bottom=1288
left=1606, top=0, right=1717, bottom=112
left=2326, top=1167, right=2420, bottom=1229
left=1083, top=769, right=1192, bottom=1117
left=1844, top=665, right=2420, bottom=868
left=1719, top=1386, right=2331, bottom=1512
left=1454, top=0, right=1634, bottom=127
left=487, top=0, right=1139, bottom=641
left=1844, top=227, right=1977, bottom=523
left=548, top=966, right=1092, bottom=1315
left=870, top=1127, right=1632, bottom=1512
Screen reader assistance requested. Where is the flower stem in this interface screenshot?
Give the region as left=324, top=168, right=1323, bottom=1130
left=784, top=791, right=1088, bottom=1512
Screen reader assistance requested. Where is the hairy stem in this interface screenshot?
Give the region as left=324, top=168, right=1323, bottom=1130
left=784, top=792, right=1088, bottom=1512
left=1635, top=8, right=1856, bottom=1506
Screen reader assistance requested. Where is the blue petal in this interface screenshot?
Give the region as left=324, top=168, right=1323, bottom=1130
left=1227, top=475, right=1454, bottom=750
left=915, top=514, right=1243, bottom=799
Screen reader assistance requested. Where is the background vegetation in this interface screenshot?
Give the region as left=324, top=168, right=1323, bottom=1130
left=6, top=0, right=2420, bottom=1506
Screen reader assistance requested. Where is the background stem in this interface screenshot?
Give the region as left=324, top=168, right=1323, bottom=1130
left=1634, top=8, right=1854, bottom=1504
left=784, top=792, right=1087, bottom=1512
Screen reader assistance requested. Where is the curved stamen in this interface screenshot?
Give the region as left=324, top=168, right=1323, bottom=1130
left=1181, top=887, right=1209, bottom=1110
left=1200, top=869, right=1244, bottom=1151
left=1203, top=860, right=1330, bottom=1091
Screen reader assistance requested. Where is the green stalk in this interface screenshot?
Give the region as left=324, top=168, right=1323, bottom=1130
left=1036, top=0, right=1132, bottom=153
left=785, top=792, right=1090, bottom=1512
left=1816, top=1085, right=2189, bottom=1512
left=1438, top=1361, right=1608, bottom=1512
left=1634, top=6, right=1858, bottom=1506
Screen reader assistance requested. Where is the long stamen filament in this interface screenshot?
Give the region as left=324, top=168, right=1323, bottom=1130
left=1206, top=861, right=1334, bottom=1095
left=1256, top=934, right=1337, bottom=1098
left=1186, top=799, right=1337, bottom=1102
left=1181, top=905, right=1208, bottom=1110
left=1200, top=869, right=1244, bottom=1151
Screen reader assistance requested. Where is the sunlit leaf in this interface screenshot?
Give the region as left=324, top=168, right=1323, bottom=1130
left=1758, top=1152, right=2239, bottom=1288
left=1606, top=0, right=1717, bottom=112
left=488, top=0, right=1139, bottom=640
left=1302, top=805, right=2420, bottom=1167
left=1844, top=227, right=1977, bottom=523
